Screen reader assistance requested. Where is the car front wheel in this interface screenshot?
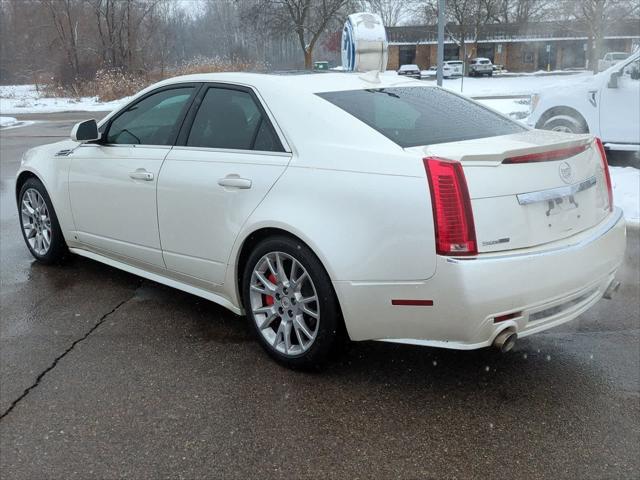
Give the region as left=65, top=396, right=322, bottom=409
left=242, top=236, right=344, bottom=369
left=18, top=177, right=67, bottom=264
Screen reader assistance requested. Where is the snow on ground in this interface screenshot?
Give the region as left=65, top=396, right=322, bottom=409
left=0, top=116, right=18, bottom=127
left=0, top=85, right=130, bottom=114
left=439, top=71, right=592, bottom=97
left=610, top=166, right=640, bottom=225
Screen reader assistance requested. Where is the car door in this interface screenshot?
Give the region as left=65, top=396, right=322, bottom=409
left=157, top=84, right=290, bottom=285
left=599, top=58, right=640, bottom=144
left=69, top=84, right=199, bottom=269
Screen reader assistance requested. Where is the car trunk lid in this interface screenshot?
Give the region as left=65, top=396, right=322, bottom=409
left=408, top=130, right=611, bottom=253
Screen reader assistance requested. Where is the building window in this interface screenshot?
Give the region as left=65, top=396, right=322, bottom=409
left=444, top=44, right=460, bottom=61
left=523, top=51, right=534, bottom=64
left=399, top=45, right=416, bottom=65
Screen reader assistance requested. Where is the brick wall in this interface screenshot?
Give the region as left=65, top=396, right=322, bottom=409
left=387, top=45, right=400, bottom=70
left=494, top=44, right=507, bottom=66
left=507, top=43, right=537, bottom=72
left=415, top=45, right=431, bottom=69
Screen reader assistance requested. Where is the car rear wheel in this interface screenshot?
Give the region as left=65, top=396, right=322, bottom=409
left=242, top=236, right=344, bottom=369
left=18, top=177, right=67, bottom=264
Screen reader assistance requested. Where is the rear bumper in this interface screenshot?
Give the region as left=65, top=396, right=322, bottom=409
left=334, top=208, right=626, bottom=349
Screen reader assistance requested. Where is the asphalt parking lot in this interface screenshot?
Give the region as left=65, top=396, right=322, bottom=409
left=1, top=113, right=639, bottom=479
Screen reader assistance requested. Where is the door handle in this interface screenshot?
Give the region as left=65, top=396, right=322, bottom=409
left=129, top=169, right=154, bottom=181
left=218, top=175, right=252, bottom=189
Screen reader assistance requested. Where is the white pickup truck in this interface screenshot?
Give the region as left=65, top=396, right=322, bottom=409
left=528, top=51, right=640, bottom=152
left=598, top=52, right=629, bottom=72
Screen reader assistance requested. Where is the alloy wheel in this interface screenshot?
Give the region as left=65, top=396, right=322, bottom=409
left=20, top=188, right=52, bottom=256
left=551, top=125, right=574, bottom=133
left=249, top=251, right=320, bottom=357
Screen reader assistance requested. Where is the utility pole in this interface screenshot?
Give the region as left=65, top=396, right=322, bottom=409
left=436, top=0, right=445, bottom=86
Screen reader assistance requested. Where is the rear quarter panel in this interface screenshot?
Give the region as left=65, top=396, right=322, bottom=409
left=231, top=158, right=437, bottom=284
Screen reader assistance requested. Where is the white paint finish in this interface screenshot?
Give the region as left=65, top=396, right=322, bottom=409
left=242, top=165, right=437, bottom=282
left=69, top=144, right=168, bottom=268
left=410, top=130, right=611, bottom=252
left=334, top=210, right=625, bottom=344
left=599, top=70, right=640, bottom=143
left=528, top=51, right=640, bottom=147
left=157, top=147, right=290, bottom=285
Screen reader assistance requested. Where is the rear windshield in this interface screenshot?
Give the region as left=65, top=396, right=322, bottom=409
left=317, top=87, right=525, bottom=148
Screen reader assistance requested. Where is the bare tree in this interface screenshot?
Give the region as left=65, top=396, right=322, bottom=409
left=358, top=0, right=407, bottom=26
left=244, top=0, right=351, bottom=69
left=418, top=0, right=500, bottom=61
left=494, top=0, right=552, bottom=24
left=560, top=0, right=639, bottom=73
left=87, top=0, right=161, bottom=70
left=42, top=0, right=83, bottom=81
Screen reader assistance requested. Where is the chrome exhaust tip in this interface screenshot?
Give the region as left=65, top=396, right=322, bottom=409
left=493, top=330, right=517, bottom=353
left=603, top=280, right=621, bottom=300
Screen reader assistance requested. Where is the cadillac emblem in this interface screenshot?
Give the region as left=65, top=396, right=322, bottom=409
left=559, top=161, right=574, bottom=184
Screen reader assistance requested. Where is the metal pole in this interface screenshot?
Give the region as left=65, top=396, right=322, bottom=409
left=436, top=0, right=445, bottom=86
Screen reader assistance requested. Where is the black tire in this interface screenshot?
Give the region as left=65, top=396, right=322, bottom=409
left=487, top=71, right=493, bottom=77
left=541, top=116, right=588, bottom=134
left=242, top=235, right=345, bottom=370
left=18, top=177, right=67, bottom=264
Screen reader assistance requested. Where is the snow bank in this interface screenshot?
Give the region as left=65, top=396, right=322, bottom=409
left=0, top=116, right=18, bottom=127
left=0, top=85, right=130, bottom=114
left=610, top=166, right=640, bottom=225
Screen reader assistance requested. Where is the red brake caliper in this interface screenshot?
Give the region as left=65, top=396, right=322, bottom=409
left=264, top=274, right=277, bottom=306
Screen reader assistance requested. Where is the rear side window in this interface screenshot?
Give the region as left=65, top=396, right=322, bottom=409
left=186, top=87, right=283, bottom=151
left=317, top=87, right=525, bottom=148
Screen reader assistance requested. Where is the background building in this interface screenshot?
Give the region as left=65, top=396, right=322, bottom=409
left=387, top=20, right=640, bottom=72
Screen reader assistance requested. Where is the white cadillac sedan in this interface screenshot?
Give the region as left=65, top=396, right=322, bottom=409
left=17, top=72, right=626, bottom=368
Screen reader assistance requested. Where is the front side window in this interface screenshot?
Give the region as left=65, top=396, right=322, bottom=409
left=106, top=87, right=195, bottom=145
left=317, top=87, right=525, bottom=148
left=186, top=87, right=282, bottom=151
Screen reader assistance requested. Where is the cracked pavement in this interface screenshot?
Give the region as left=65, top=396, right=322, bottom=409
left=1, top=113, right=639, bottom=479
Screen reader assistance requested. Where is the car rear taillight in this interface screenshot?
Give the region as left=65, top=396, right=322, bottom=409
left=423, top=157, right=477, bottom=256
left=595, top=137, right=614, bottom=212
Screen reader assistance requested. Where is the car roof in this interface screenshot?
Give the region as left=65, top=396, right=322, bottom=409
left=148, top=71, right=425, bottom=95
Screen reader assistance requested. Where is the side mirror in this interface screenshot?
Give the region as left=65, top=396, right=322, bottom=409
left=607, top=71, right=621, bottom=89
left=71, top=119, right=100, bottom=143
